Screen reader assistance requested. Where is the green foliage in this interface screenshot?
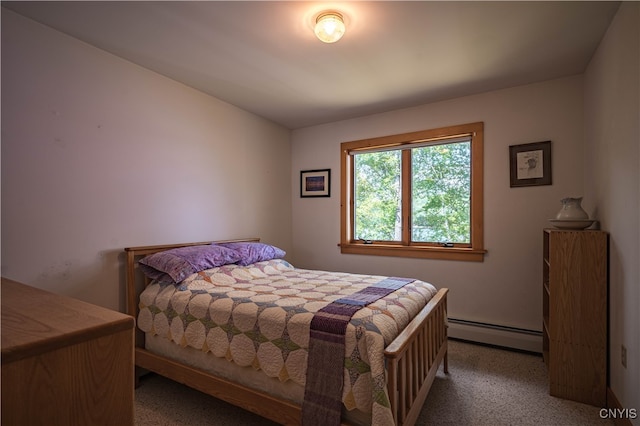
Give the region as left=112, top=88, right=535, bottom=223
left=412, top=142, right=470, bottom=243
left=353, top=141, right=471, bottom=243
left=354, top=150, right=401, bottom=240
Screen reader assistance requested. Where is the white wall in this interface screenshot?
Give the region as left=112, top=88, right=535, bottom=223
left=584, top=2, right=639, bottom=418
left=2, top=2, right=636, bottom=412
left=1, top=9, right=292, bottom=311
left=291, top=76, right=585, bottom=335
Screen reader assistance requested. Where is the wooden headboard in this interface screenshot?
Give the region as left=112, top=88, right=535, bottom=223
left=124, top=238, right=260, bottom=331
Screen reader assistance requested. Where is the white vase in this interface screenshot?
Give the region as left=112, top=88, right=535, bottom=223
left=556, top=197, right=589, bottom=220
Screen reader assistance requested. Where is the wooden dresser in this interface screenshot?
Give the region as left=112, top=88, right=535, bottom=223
left=542, top=229, right=608, bottom=407
left=1, top=277, right=135, bottom=425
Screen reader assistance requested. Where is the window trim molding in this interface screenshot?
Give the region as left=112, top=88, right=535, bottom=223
left=340, top=122, right=486, bottom=262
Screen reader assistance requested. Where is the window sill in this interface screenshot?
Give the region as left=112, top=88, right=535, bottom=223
left=339, top=243, right=486, bottom=262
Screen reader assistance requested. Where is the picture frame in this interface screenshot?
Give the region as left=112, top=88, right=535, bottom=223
left=509, top=141, right=552, bottom=187
left=300, top=169, right=331, bottom=197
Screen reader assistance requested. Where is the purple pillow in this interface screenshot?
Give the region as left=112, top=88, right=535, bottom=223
left=139, top=244, right=241, bottom=284
left=218, top=242, right=286, bottom=266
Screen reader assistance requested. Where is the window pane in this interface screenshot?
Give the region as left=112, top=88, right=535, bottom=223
left=412, top=141, right=471, bottom=243
left=354, top=150, right=402, bottom=241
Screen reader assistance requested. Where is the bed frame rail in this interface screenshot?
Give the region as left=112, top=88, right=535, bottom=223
left=136, top=347, right=301, bottom=424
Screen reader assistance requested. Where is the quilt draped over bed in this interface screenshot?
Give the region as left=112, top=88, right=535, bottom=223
left=302, top=277, right=415, bottom=426
left=137, top=259, right=437, bottom=425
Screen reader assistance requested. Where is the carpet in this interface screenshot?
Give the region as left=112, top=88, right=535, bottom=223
left=135, top=339, right=613, bottom=425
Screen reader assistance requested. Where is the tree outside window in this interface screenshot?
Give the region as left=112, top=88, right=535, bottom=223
left=340, top=122, right=485, bottom=261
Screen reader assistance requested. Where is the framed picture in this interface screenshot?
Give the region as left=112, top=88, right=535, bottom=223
left=509, top=141, right=552, bottom=187
left=300, top=169, right=330, bottom=197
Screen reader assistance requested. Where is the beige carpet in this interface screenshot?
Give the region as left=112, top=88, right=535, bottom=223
left=135, top=339, right=613, bottom=425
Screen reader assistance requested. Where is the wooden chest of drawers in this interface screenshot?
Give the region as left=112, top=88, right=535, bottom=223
left=1, top=277, right=135, bottom=425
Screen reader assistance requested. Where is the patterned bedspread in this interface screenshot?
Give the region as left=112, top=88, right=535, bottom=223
left=137, top=259, right=437, bottom=425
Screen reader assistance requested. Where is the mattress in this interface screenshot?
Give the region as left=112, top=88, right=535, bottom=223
left=137, top=259, right=437, bottom=425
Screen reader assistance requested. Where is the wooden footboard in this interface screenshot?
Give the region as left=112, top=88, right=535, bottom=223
left=125, top=240, right=448, bottom=426
left=385, top=288, right=448, bottom=426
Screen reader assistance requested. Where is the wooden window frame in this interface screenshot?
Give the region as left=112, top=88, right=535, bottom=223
left=340, top=122, right=486, bottom=262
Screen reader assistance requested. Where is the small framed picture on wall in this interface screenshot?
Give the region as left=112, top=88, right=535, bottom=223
left=300, top=169, right=330, bottom=197
left=509, top=141, right=552, bottom=187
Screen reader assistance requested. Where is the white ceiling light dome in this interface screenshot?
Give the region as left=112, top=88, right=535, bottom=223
left=314, top=12, right=346, bottom=43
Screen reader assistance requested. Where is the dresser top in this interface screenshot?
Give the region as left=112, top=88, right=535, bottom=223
left=1, top=277, right=134, bottom=364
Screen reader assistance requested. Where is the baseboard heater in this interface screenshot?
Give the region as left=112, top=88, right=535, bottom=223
left=447, top=318, right=543, bottom=353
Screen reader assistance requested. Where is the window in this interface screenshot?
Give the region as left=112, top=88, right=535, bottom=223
left=340, top=122, right=485, bottom=261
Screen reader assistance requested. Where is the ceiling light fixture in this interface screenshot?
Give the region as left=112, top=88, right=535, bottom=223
left=314, top=11, right=346, bottom=43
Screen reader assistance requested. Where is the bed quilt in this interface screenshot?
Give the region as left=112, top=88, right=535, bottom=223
left=137, top=259, right=437, bottom=425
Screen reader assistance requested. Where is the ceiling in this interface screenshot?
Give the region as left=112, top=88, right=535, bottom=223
left=2, top=1, right=620, bottom=129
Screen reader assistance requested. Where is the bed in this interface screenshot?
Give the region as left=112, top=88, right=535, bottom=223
left=125, top=238, right=448, bottom=426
